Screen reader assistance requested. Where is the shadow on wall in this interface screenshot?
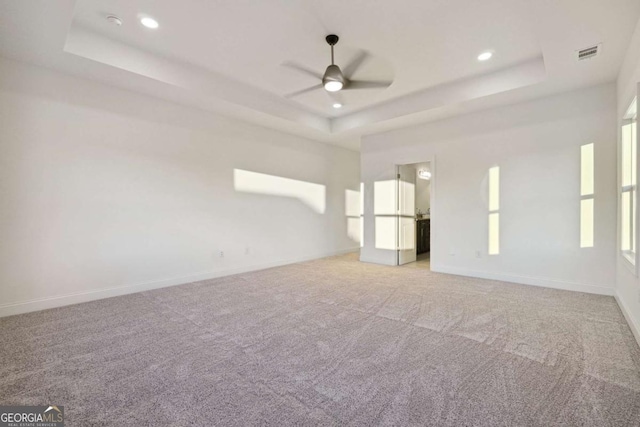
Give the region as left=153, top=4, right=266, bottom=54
left=233, top=169, right=326, bottom=214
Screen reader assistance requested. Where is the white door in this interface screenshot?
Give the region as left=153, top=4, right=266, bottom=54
left=397, top=165, right=416, bottom=265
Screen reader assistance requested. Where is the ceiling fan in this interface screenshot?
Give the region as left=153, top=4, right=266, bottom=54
left=283, top=35, right=392, bottom=98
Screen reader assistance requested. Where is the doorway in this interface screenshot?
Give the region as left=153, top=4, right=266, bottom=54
left=396, top=161, right=432, bottom=269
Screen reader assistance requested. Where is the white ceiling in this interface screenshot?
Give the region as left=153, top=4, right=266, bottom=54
left=1, top=0, right=639, bottom=150
left=70, top=0, right=541, bottom=115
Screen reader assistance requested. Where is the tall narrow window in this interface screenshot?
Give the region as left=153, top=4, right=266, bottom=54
left=580, top=143, right=594, bottom=248
left=621, top=98, right=637, bottom=264
left=488, top=166, right=500, bottom=255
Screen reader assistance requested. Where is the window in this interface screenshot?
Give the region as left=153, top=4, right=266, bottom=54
left=488, top=166, right=500, bottom=255
left=580, top=143, right=594, bottom=248
left=621, top=98, right=637, bottom=265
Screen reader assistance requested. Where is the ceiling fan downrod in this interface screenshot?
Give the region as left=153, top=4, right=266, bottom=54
left=326, top=34, right=339, bottom=65
left=323, top=34, right=344, bottom=92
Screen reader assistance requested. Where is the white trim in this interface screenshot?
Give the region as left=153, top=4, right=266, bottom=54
left=431, top=265, right=614, bottom=296
left=615, top=292, right=640, bottom=349
left=0, top=247, right=360, bottom=318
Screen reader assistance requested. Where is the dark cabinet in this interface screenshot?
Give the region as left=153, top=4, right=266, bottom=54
left=416, top=219, right=430, bottom=254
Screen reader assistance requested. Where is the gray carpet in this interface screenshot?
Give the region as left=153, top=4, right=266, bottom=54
left=1, top=253, right=640, bottom=426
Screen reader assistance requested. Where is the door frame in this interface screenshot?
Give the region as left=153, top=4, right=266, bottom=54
left=395, top=157, right=436, bottom=266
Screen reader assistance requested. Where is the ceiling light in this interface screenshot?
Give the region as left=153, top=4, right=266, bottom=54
left=324, top=81, right=343, bottom=92
left=322, top=64, right=344, bottom=92
left=477, top=51, right=493, bottom=61
left=333, top=103, right=342, bottom=109
left=140, top=16, right=159, bottom=29
left=418, top=169, right=431, bottom=180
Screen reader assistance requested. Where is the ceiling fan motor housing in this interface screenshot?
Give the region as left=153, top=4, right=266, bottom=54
left=326, top=34, right=339, bottom=46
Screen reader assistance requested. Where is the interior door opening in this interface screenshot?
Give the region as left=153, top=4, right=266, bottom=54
left=396, top=161, right=432, bottom=269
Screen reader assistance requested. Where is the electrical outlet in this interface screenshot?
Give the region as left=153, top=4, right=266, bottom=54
left=219, top=251, right=224, bottom=258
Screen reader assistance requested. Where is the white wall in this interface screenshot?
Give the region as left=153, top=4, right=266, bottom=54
left=0, top=58, right=360, bottom=316
left=361, top=83, right=618, bottom=295
left=615, top=17, right=640, bottom=345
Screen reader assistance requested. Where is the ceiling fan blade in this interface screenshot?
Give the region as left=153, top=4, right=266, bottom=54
left=346, top=80, right=392, bottom=90
left=281, top=61, right=323, bottom=80
left=342, top=50, right=372, bottom=78
left=284, top=84, right=323, bottom=98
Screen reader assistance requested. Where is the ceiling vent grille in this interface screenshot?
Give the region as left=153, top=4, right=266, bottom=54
left=576, top=44, right=601, bottom=61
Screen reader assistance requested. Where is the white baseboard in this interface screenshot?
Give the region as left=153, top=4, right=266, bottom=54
left=615, top=292, right=640, bottom=348
left=431, top=265, right=615, bottom=296
left=0, top=247, right=360, bottom=318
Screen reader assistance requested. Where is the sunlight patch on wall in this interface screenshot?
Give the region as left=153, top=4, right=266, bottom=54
left=398, top=177, right=415, bottom=251
left=398, top=180, right=415, bottom=216
left=347, top=218, right=361, bottom=243
left=360, top=183, right=364, bottom=248
left=234, top=169, right=326, bottom=214
left=374, top=180, right=397, bottom=250
left=374, top=180, right=396, bottom=215
left=580, top=199, right=594, bottom=248
left=375, top=217, right=397, bottom=250
left=488, top=167, right=500, bottom=255
left=399, top=217, right=415, bottom=250
left=345, top=189, right=360, bottom=217
left=346, top=189, right=361, bottom=244
left=580, top=143, right=594, bottom=248
left=488, top=213, right=500, bottom=255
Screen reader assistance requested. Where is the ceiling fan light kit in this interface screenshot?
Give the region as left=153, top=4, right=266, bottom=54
left=323, top=65, right=344, bottom=91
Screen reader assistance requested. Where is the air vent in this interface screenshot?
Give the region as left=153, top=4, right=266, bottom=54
left=576, top=44, right=601, bottom=61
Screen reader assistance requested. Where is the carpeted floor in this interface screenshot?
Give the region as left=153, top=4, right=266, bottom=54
left=1, top=253, right=640, bottom=426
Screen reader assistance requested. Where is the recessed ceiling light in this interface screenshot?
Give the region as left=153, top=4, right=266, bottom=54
left=333, top=103, right=342, bottom=109
left=478, top=51, right=493, bottom=61
left=140, top=16, right=159, bottom=29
